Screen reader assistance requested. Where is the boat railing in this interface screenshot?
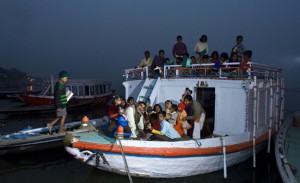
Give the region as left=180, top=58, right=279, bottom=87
left=123, top=62, right=282, bottom=81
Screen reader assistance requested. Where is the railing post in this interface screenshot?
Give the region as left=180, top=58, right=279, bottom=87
left=145, top=66, right=148, bottom=78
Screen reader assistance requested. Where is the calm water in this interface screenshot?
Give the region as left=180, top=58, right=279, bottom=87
left=0, top=99, right=283, bottom=183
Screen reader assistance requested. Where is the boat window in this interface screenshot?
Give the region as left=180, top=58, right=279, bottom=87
left=100, top=85, right=103, bottom=94
left=72, top=86, right=78, bottom=96
left=78, top=86, right=84, bottom=96
left=196, top=87, right=215, bottom=138
left=85, top=85, right=90, bottom=96
left=95, top=85, right=99, bottom=95
left=103, top=85, right=106, bottom=94
left=90, top=85, right=95, bottom=95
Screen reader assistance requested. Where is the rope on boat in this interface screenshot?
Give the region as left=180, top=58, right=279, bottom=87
left=118, top=138, right=133, bottom=183
left=220, top=137, right=227, bottom=179
left=117, top=126, right=133, bottom=183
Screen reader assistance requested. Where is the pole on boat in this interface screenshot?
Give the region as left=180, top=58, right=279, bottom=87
left=117, top=126, right=133, bottom=183
left=267, top=78, right=273, bottom=153
left=220, top=137, right=227, bottom=178
left=252, top=76, right=257, bottom=168
left=50, top=74, right=54, bottom=95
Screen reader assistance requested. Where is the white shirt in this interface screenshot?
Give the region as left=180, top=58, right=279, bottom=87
left=139, top=57, right=153, bottom=68
left=125, top=105, right=145, bottom=138
left=194, top=42, right=209, bottom=54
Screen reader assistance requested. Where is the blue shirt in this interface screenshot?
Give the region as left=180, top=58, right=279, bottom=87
left=159, top=119, right=181, bottom=139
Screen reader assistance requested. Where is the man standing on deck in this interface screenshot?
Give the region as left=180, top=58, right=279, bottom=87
left=182, top=95, right=206, bottom=139
left=172, top=35, right=188, bottom=58
left=138, top=50, right=153, bottom=68
left=47, top=71, right=70, bottom=134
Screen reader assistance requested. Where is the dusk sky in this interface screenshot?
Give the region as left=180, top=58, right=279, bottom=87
left=1, top=0, right=300, bottom=111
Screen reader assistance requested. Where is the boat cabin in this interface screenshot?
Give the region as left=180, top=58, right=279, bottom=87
left=123, top=62, right=283, bottom=137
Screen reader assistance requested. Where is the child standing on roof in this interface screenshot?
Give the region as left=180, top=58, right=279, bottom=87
left=47, top=71, right=70, bottom=134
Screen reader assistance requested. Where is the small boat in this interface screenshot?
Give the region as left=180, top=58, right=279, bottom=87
left=275, top=111, right=300, bottom=183
left=0, top=117, right=109, bottom=155
left=64, top=62, right=284, bottom=178
left=19, top=78, right=113, bottom=106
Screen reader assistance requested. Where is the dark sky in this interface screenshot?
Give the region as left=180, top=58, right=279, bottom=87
left=1, top=0, right=300, bottom=110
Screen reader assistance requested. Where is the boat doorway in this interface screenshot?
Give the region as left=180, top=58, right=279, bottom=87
left=195, top=87, right=215, bottom=138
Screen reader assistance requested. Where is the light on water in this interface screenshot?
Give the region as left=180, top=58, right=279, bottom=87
left=0, top=99, right=283, bottom=183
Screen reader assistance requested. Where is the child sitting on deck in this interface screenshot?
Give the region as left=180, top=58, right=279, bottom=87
left=147, top=111, right=181, bottom=141
left=240, top=50, right=253, bottom=75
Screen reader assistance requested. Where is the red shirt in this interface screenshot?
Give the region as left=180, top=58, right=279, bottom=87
left=153, top=121, right=161, bottom=130
left=108, top=104, right=119, bottom=120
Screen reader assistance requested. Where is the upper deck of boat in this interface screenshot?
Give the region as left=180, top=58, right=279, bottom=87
left=123, top=62, right=282, bottom=81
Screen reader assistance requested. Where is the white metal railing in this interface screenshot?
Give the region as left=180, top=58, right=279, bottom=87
left=123, top=62, right=282, bottom=81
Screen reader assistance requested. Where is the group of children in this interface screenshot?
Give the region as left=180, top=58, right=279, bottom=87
left=145, top=99, right=193, bottom=141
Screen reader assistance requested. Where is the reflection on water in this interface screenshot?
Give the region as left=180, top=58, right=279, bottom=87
left=0, top=99, right=283, bottom=183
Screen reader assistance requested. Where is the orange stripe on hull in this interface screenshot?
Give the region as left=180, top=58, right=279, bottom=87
left=72, top=132, right=270, bottom=157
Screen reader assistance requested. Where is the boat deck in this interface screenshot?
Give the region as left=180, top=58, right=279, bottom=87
left=286, top=124, right=300, bottom=182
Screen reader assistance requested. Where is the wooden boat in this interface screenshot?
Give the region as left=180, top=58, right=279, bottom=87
left=64, top=62, right=284, bottom=178
left=19, top=78, right=113, bottom=105
left=0, top=117, right=109, bottom=155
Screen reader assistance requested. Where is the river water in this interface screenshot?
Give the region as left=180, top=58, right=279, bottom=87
left=0, top=99, right=283, bottom=183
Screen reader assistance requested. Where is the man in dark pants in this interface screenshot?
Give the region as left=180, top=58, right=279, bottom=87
left=182, top=95, right=205, bottom=139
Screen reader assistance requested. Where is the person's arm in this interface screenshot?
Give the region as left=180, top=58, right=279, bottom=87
left=186, top=102, right=204, bottom=120
left=54, top=82, right=62, bottom=109
left=172, top=44, right=176, bottom=58
left=183, top=44, right=188, bottom=54
left=138, top=58, right=145, bottom=67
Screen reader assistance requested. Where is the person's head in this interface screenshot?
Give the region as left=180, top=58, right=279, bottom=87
left=58, top=71, right=70, bottom=84
left=220, top=52, right=229, bottom=62
left=144, top=98, right=151, bottom=107
left=112, top=95, right=122, bottom=105
left=149, top=113, right=158, bottom=123
left=191, top=56, right=196, bottom=64
left=154, top=104, right=162, bottom=113
left=170, top=104, right=178, bottom=113
left=176, top=57, right=183, bottom=65
left=236, top=35, right=243, bottom=45
left=230, top=52, right=239, bottom=62
left=185, top=87, right=193, bottom=95
left=200, top=35, right=207, bottom=43
left=144, top=51, right=150, bottom=58
left=165, top=100, right=172, bottom=109
left=183, top=53, right=189, bottom=59
left=211, top=51, right=219, bottom=59
left=177, top=35, right=182, bottom=43
left=158, top=111, right=166, bottom=122
left=178, top=102, right=185, bottom=112
left=120, top=98, right=126, bottom=107
left=243, top=50, right=252, bottom=60
left=158, top=50, right=165, bottom=58
left=127, top=96, right=134, bottom=105
left=183, top=95, right=193, bottom=106
left=201, top=55, right=209, bottom=63
left=136, top=101, right=146, bottom=113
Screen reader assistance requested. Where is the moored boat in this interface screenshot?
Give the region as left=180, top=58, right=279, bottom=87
left=19, top=79, right=113, bottom=106
left=0, top=117, right=109, bottom=155
left=64, top=62, right=284, bottom=178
